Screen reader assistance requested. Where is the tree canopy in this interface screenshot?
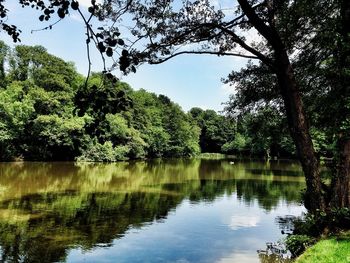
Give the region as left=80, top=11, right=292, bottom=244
left=0, top=41, right=309, bottom=161
left=0, top=42, right=203, bottom=161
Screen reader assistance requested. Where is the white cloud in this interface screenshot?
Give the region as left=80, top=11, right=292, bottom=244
left=229, top=215, right=260, bottom=230
left=221, top=82, right=237, bottom=95
left=216, top=252, right=258, bottom=263
left=210, top=0, right=235, bottom=9
left=78, top=0, right=102, bottom=7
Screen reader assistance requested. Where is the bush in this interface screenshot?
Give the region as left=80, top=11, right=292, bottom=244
left=77, top=140, right=129, bottom=162
left=125, top=128, right=148, bottom=159
left=114, top=145, right=131, bottom=160
left=221, top=133, right=246, bottom=154
left=284, top=208, right=350, bottom=257
left=293, top=208, right=350, bottom=237
left=285, top=235, right=315, bottom=257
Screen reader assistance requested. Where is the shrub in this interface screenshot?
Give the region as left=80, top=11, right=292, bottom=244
left=285, top=235, right=315, bottom=257
left=293, top=208, right=350, bottom=237
left=77, top=140, right=129, bottom=162
left=221, top=133, right=246, bottom=154
left=284, top=208, right=350, bottom=257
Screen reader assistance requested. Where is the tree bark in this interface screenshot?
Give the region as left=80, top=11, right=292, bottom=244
left=330, top=0, right=350, bottom=208
left=274, top=49, right=326, bottom=212
left=332, top=138, right=350, bottom=208
left=237, top=0, right=326, bottom=212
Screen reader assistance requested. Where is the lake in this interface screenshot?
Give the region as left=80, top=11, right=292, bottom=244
left=0, top=159, right=306, bottom=263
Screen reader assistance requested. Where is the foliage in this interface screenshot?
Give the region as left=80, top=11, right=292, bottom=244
left=292, top=208, right=350, bottom=237
left=221, top=133, right=247, bottom=154
left=29, top=114, right=87, bottom=160
left=0, top=40, right=338, bottom=161
left=0, top=80, right=35, bottom=159
left=0, top=40, right=8, bottom=87
left=77, top=140, right=130, bottom=162
left=283, top=208, right=350, bottom=257
left=189, top=108, right=235, bottom=153
left=0, top=41, right=205, bottom=161
left=285, top=235, right=315, bottom=257
left=222, top=106, right=296, bottom=158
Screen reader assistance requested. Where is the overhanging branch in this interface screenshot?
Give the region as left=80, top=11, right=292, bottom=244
left=211, top=23, right=275, bottom=69
left=149, top=50, right=259, bottom=64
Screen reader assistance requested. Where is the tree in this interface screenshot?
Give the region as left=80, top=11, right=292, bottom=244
left=30, top=114, right=87, bottom=160
left=160, top=96, right=200, bottom=157
left=330, top=0, right=350, bottom=209
left=0, top=43, right=203, bottom=161
left=228, top=106, right=295, bottom=158
left=89, top=0, right=347, bottom=212
left=0, top=44, right=88, bottom=160
left=189, top=108, right=235, bottom=153
left=0, top=0, right=134, bottom=79
left=221, top=0, right=349, bottom=209
left=0, top=41, right=8, bottom=87
left=0, top=81, right=35, bottom=159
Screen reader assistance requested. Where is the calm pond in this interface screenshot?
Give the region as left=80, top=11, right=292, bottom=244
left=0, top=159, right=306, bottom=263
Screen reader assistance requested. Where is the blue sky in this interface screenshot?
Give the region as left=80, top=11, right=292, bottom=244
left=2, top=1, right=249, bottom=112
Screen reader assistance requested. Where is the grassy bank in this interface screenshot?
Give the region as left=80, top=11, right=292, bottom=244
left=296, top=232, right=350, bottom=263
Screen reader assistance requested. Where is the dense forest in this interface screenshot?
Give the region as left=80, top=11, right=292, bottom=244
left=0, top=42, right=199, bottom=161
left=0, top=41, right=335, bottom=162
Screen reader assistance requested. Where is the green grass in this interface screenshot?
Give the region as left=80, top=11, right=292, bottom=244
left=296, top=232, right=350, bottom=263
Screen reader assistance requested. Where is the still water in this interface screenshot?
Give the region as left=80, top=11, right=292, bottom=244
left=0, top=159, right=306, bottom=262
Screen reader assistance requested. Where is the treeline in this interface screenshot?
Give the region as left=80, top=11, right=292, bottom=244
left=0, top=42, right=329, bottom=161
left=0, top=43, right=201, bottom=161
left=190, top=106, right=296, bottom=158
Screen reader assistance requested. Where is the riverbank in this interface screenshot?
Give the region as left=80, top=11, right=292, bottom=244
left=295, top=231, right=350, bottom=263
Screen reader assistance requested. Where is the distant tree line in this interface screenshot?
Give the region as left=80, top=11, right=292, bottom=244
left=0, top=42, right=200, bottom=161
left=0, top=42, right=333, bottom=161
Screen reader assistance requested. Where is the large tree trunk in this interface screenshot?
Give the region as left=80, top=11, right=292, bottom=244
left=274, top=49, right=326, bottom=212
left=330, top=0, right=350, bottom=208
left=332, top=138, right=350, bottom=208
left=237, top=0, right=326, bottom=212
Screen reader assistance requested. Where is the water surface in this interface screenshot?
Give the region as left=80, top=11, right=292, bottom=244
left=0, top=159, right=305, bottom=262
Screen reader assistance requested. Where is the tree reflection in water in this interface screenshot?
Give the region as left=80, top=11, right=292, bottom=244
left=0, top=159, right=305, bottom=262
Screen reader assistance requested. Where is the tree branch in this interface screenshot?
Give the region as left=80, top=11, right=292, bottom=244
left=149, top=50, right=259, bottom=64
left=30, top=19, right=62, bottom=33
left=85, top=29, right=92, bottom=88
left=237, top=0, right=282, bottom=50
left=207, top=23, right=275, bottom=69
left=223, top=2, right=265, bottom=28
left=147, top=19, right=275, bottom=69
left=76, top=7, right=107, bottom=83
